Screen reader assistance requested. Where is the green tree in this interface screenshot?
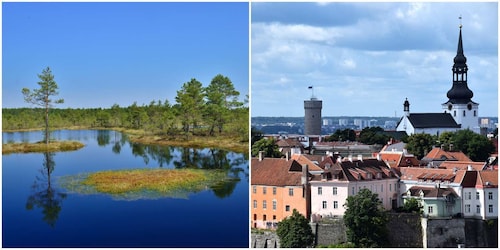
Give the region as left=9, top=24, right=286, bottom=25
left=22, top=67, right=64, bottom=144
left=405, top=133, right=436, bottom=159
left=276, top=209, right=314, bottom=248
left=402, top=197, right=422, bottom=213
left=358, top=127, right=389, bottom=145
left=251, top=127, right=264, bottom=145
left=453, top=129, right=495, bottom=161
left=251, top=138, right=282, bottom=158
left=175, top=78, right=205, bottom=135
left=326, top=129, right=356, bottom=142
left=343, top=188, right=389, bottom=247
left=204, top=74, right=241, bottom=136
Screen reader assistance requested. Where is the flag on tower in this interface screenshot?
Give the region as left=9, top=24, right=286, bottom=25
left=308, top=86, right=313, bottom=89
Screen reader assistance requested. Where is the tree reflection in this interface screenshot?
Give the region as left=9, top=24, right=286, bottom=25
left=26, top=152, right=67, bottom=228
left=96, top=130, right=111, bottom=146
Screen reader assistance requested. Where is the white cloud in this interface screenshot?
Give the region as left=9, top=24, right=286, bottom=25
left=251, top=2, right=498, bottom=117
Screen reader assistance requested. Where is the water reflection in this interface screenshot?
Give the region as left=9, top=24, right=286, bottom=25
left=90, top=132, right=249, bottom=198
left=96, top=130, right=111, bottom=146
left=25, top=152, right=67, bottom=227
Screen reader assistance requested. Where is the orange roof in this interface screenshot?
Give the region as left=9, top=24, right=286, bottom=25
left=400, top=167, right=455, bottom=181
left=439, top=161, right=485, bottom=171
left=424, top=148, right=471, bottom=162
left=379, top=152, right=403, bottom=168
left=251, top=158, right=308, bottom=186
left=290, top=154, right=323, bottom=171
left=478, top=170, right=498, bottom=187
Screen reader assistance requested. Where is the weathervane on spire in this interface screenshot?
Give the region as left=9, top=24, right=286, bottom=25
left=459, top=15, right=462, bottom=29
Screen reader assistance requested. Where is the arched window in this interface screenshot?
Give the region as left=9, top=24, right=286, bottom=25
left=463, top=110, right=466, bottom=117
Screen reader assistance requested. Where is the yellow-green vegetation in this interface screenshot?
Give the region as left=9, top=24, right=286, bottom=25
left=60, top=168, right=228, bottom=200
left=2, top=141, right=84, bottom=155
left=128, top=134, right=248, bottom=154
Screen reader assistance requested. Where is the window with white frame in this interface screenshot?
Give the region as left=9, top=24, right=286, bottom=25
left=488, top=192, right=493, bottom=200
left=428, top=206, right=434, bottom=214
left=253, top=200, right=257, bottom=209
left=476, top=205, right=481, bottom=214
left=467, top=192, right=471, bottom=200
left=489, top=205, right=493, bottom=213
left=263, top=200, right=267, bottom=209
left=272, top=200, right=277, bottom=210
left=476, top=192, right=480, bottom=200
left=389, top=183, right=392, bottom=192
left=318, top=187, right=322, bottom=195
left=263, top=187, right=267, bottom=194
left=273, top=187, right=277, bottom=195
left=285, top=205, right=290, bottom=212
left=333, top=201, right=338, bottom=209
left=289, top=188, right=294, bottom=196
left=465, top=204, right=470, bottom=213
left=322, top=201, right=327, bottom=209
left=333, top=187, right=338, bottom=195
left=253, top=186, right=257, bottom=194
left=352, top=187, right=355, bottom=195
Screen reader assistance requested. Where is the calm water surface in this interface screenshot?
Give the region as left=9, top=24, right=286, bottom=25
left=2, top=130, right=249, bottom=247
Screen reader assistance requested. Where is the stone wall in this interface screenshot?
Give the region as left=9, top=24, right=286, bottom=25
left=311, top=218, right=347, bottom=246
left=250, top=217, right=497, bottom=248
left=464, top=218, right=498, bottom=248
left=423, top=218, right=465, bottom=248
left=251, top=231, right=279, bottom=248
left=387, top=213, right=423, bottom=247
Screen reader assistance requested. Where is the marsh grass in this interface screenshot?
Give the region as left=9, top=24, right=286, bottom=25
left=59, top=168, right=228, bottom=200
left=2, top=141, right=85, bottom=154
left=128, top=134, right=248, bottom=154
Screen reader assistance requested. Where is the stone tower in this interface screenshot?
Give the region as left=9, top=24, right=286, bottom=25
left=441, top=23, right=479, bottom=133
left=304, top=90, right=322, bottom=135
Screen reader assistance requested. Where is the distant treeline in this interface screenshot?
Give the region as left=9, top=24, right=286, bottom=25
left=3, top=75, right=248, bottom=142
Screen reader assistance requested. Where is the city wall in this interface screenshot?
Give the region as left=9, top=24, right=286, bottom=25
left=250, top=215, right=497, bottom=248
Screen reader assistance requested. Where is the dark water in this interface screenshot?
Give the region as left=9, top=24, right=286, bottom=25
left=2, top=130, right=249, bottom=247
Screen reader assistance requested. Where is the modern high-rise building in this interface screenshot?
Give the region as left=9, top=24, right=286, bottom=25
left=304, top=97, right=322, bottom=135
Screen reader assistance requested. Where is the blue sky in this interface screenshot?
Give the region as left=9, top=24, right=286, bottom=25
left=3, top=2, right=249, bottom=109
left=251, top=2, right=498, bottom=117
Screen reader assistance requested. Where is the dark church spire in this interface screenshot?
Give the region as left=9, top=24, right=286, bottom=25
left=446, top=19, right=474, bottom=104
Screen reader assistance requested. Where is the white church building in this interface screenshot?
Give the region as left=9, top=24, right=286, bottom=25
left=397, top=25, right=480, bottom=136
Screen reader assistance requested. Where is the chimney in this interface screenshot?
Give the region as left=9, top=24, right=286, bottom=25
left=357, top=154, right=363, bottom=161
left=301, top=164, right=309, bottom=185
left=467, top=165, right=473, bottom=171
left=449, top=144, right=454, bottom=151
left=376, top=153, right=381, bottom=161
left=348, top=155, right=353, bottom=162
left=258, top=151, right=264, bottom=161
left=285, top=151, right=289, bottom=161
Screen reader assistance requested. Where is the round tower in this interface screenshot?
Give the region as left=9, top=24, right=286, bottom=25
left=304, top=97, right=322, bottom=135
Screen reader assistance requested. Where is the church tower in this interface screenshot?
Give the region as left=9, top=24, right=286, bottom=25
left=442, top=22, right=479, bottom=132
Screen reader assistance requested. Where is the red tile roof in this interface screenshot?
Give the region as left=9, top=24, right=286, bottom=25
left=478, top=170, right=498, bottom=187
left=439, top=161, right=485, bottom=171
left=400, top=167, right=456, bottom=181
left=251, top=158, right=308, bottom=186
left=290, top=154, right=323, bottom=172
left=424, top=148, right=471, bottom=162
left=407, top=186, right=458, bottom=198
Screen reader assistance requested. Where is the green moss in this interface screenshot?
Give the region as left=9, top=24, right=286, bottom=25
left=2, top=141, right=84, bottom=154
left=59, top=168, right=228, bottom=200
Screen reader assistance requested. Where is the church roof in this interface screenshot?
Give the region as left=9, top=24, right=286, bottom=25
left=406, top=113, right=460, bottom=128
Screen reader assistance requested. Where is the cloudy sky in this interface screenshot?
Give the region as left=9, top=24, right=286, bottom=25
left=251, top=2, right=498, bottom=117
left=3, top=2, right=248, bottom=109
